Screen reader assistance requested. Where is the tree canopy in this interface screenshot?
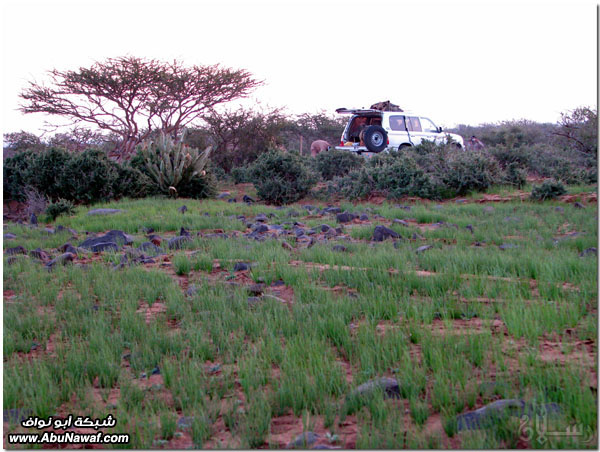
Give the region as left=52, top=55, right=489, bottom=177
left=19, top=56, right=263, bottom=158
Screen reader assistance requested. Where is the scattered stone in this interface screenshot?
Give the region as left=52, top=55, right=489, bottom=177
left=359, top=214, right=369, bottom=221
left=350, top=377, right=401, bottom=400
left=483, top=206, right=495, bottom=213
left=87, top=208, right=124, bottom=216
left=5, top=246, right=26, bottom=256
left=247, top=283, right=266, bottom=296
left=288, top=432, right=320, bottom=448
left=579, top=247, right=597, bottom=257
left=80, top=230, right=133, bottom=250
left=137, top=242, right=164, bottom=256
left=7, top=255, right=28, bottom=265
left=324, top=207, right=342, bottom=214
left=320, top=224, right=331, bottom=232
left=372, top=225, right=400, bottom=242
left=151, top=366, right=160, bottom=375
left=456, top=399, right=561, bottom=432
left=474, top=241, right=484, bottom=247
left=91, top=242, right=119, bottom=253
left=4, top=233, right=16, bottom=240
left=186, top=285, right=199, bottom=297
left=574, top=202, right=585, bottom=209
left=178, top=205, right=188, bottom=214
left=456, top=199, right=467, bottom=203
left=243, top=195, right=255, bottom=203
left=177, top=416, right=194, bottom=430
left=233, top=262, right=250, bottom=272
left=466, top=224, right=474, bottom=234
left=208, top=364, right=221, bottom=373
left=148, top=235, right=162, bottom=246
left=255, top=214, right=268, bottom=222
left=228, top=198, right=237, bottom=203
left=393, top=219, right=409, bottom=226
left=3, top=408, right=32, bottom=424
left=412, top=232, right=424, bottom=240
left=332, top=245, right=347, bottom=252
left=253, top=224, right=269, bottom=234
left=415, top=245, right=433, bottom=254
left=499, top=243, right=518, bottom=250
left=503, top=216, right=520, bottom=223
left=143, top=227, right=155, bottom=234
left=29, top=213, right=38, bottom=225
left=179, top=227, right=190, bottom=237
left=168, top=236, right=191, bottom=250
left=303, top=205, right=315, bottom=211
left=45, top=252, right=75, bottom=269
left=29, top=248, right=50, bottom=261
left=294, top=228, right=305, bottom=237
left=554, top=206, right=565, bottom=213
left=43, top=227, right=55, bottom=234
left=287, top=209, right=300, bottom=217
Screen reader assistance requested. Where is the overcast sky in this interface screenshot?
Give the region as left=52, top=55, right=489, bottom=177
left=1, top=0, right=597, bottom=136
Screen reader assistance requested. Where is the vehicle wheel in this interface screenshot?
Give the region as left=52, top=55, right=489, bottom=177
left=398, top=144, right=412, bottom=151
left=362, top=125, right=388, bottom=153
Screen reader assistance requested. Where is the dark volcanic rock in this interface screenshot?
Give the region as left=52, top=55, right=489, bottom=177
left=80, top=230, right=132, bottom=250
left=168, top=236, right=191, bottom=250
left=4, top=233, right=16, bottom=240
left=336, top=212, right=355, bottom=223
left=554, top=206, right=565, bottom=213
left=498, top=243, right=518, bottom=250
left=254, top=214, right=268, bottom=222
left=247, top=283, right=266, bottom=296
left=372, top=225, right=400, bottom=242
left=216, top=192, right=230, bottom=199
left=324, top=207, right=342, bottom=214
left=179, top=227, right=190, bottom=237
left=30, top=213, right=38, bottom=225
left=233, top=262, right=250, bottom=272
left=252, top=224, right=269, bottom=234
left=178, top=205, right=188, bottom=214
left=91, top=242, right=119, bottom=253
left=45, top=252, right=75, bottom=269
left=288, top=432, right=320, bottom=448
left=5, top=246, right=26, bottom=256
left=466, top=224, right=474, bottom=234
left=138, top=242, right=164, bottom=256
left=574, top=202, right=585, bottom=209
left=29, top=248, right=50, bottom=261
left=350, top=377, right=401, bottom=399
left=243, top=195, right=255, bottom=203
left=228, top=198, right=237, bottom=203
left=320, top=224, right=331, bottom=232
left=579, top=247, right=597, bottom=257
left=332, top=245, right=347, bottom=252
left=393, top=219, right=409, bottom=226
left=87, top=208, right=124, bottom=216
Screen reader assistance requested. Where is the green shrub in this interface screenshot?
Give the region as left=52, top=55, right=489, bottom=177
left=488, top=145, right=532, bottom=168
left=442, top=151, right=501, bottom=195
left=248, top=150, right=318, bottom=204
left=503, top=162, right=527, bottom=189
left=3, top=151, right=34, bottom=201
left=45, top=199, right=74, bottom=221
left=314, top=150, right=364, bottom=180
left=231, top=166, right=251, bottom=184
left=3, top=148, right=151, bottom=203
left=530, top=180, right=566, bottom=200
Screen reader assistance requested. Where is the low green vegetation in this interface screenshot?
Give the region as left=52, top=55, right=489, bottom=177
left=3, top=190, right=597, bottom=449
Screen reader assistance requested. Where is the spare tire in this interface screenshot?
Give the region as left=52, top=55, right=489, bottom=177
left=362, top=125, right=388, bottom=153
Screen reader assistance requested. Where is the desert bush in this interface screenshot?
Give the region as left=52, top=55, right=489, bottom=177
left=487, top=145, right=532, bottom=168
left=24, top=187, right=47, bottom=217
left=314, top=150, right=364, bottom=180
left=4, top=148, right=150, bottom=203
left=45, top=199, right=74, bottom=221
left=248, top=150, right=318, bottom=204
left=441, top=151, right=501, bottom=195
left=530, top=180, right=566, bottom=200
left=231, top=166, right=251, bottom=184
left=503, top=162, right=527, bottom=189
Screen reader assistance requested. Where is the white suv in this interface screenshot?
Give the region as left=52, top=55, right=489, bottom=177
left=335, top=108, right=464, bottom=154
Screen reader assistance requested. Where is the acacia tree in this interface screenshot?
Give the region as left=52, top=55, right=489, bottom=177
left=19, top=56, right=263, bottom=158
left=552, top=106, right=597, bottom=156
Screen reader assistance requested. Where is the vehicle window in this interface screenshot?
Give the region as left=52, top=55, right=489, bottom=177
left=421, top=117, right=438, bottom=133
left=407, top=117, right=422, bottom=132
left=389, top=115, right=406, bottom=131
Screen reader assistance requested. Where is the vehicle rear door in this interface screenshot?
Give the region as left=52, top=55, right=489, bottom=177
left=404, top=116, right=427, bottom=145
left=386, top=114, right=410, bottom=147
